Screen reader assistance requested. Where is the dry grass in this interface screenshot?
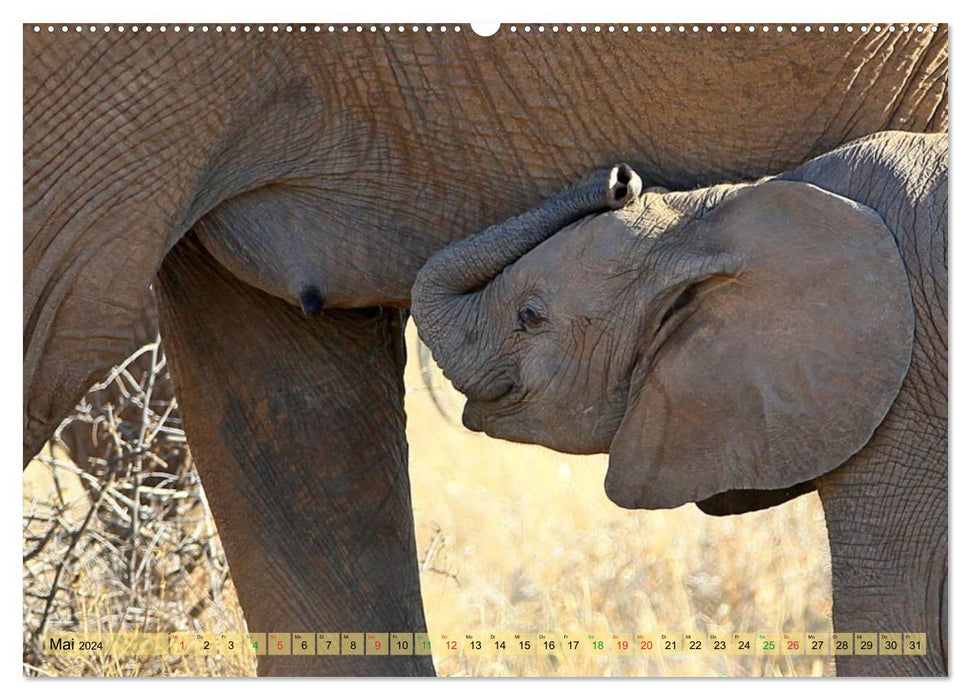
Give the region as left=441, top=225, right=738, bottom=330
left=22, top=340, right=256, bottom=677
left=23, top=322, right=834, bottom=676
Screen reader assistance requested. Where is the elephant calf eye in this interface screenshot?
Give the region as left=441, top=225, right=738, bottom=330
left=517, top=306, right=545, bottom=331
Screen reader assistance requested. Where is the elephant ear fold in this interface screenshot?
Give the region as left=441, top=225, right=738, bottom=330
left=605, top=180, right=914, bottom=510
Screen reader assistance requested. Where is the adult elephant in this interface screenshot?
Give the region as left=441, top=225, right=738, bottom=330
left=24, top=24, right=947, bottom=676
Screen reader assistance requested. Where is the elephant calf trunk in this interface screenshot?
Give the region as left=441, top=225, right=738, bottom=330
left=412, top=164, right=642, bottom=370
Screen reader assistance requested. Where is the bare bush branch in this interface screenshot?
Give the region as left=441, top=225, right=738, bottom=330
left=23, top=337, right=253, bottom=677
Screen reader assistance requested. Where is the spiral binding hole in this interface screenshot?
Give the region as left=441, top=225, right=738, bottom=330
left=26, top=23, right=939, bottom=37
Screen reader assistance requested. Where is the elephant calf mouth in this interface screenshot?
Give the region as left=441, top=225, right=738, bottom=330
left=462, top=403, right=487, bottom=432
left=461, top=381, right=520, bottom=432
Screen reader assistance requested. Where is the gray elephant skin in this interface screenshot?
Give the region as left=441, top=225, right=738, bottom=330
left=25, top=26, right=946, bottom=676
left=412, top=131, right=947, bottom=676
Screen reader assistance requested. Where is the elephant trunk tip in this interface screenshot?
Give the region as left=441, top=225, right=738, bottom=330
left=299, top=285, right=324, bottom=315
left=607, top=163, right=642, bottom=209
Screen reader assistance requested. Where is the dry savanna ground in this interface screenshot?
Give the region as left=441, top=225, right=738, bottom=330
left=23, top=322, right=834, bottom=676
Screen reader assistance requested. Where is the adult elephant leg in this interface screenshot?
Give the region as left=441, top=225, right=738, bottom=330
left=155, top=234, right=433, bottom=677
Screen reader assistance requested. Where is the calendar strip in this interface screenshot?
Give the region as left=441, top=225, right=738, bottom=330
left=43, top=632, right=927, bottom=656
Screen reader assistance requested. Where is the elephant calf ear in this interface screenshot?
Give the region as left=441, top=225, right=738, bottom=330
left=606, top=180, right=914, bottom=510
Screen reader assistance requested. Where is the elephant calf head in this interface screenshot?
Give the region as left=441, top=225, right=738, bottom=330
left=412, top=164, right=914, bottom=511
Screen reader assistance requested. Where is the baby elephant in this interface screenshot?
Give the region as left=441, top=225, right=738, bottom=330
left=411, top=131, right=945, bottom=513
left=414, top=130, right=948, bottom=677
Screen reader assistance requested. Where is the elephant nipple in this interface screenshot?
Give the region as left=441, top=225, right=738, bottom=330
left=299, top=285, right=324, bottom=315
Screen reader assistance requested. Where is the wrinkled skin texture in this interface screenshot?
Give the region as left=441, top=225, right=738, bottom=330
left=412, top=131, right=947, bottom=675
left=24, top=27, right=946, bottom=676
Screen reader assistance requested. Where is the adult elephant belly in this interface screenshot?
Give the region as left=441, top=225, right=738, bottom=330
left=193, top=182, right=421, bottom=313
